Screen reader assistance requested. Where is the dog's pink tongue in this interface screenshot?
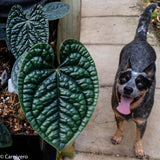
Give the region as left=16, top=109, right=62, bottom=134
left=116, top=96, right=132, bottom=115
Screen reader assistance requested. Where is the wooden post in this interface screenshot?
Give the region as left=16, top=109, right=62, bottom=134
left=57, top=0, right=81, bottom=52
left=56, top=0, right=81, bottom=158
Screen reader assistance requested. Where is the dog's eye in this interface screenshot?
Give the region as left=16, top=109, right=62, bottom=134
left=119, top=71, right=131, bottom=84
left=136, top=75, right=151, bottom=91
left=136, top=82, right=144, bottom=91
left=119, top=77, right=126, bottom=84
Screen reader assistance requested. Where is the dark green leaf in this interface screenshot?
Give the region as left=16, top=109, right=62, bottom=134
left=0, top=23, right=6, bottom=29
left=0, top=28, right=6, bottom=40
left=44, top=2, right=70, bottom=21
left=18, top=39, right=99, bottom=151
left=0, top=23, right=6, bottom=40
left=0, top=121, right=12, bottom=148
left=151, top=11, right=158, bottom=18
left=11, top=52, right=27, bottom=93
left=6, top=4, right=49, bottom=59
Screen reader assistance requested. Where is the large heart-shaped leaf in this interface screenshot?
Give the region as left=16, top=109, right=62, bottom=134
left=6, top=4, right=49, bottom=59
left=0, top=121, right=12, bottom=148
left=44, top=2, right=70, bottom=21
left=18, top=39, right=99, bottom=151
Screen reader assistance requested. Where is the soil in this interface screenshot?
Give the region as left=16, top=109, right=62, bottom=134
left=0, top=88, right=37, bottom=135
left=0, top=20, right=58, bottom=135
left=0, top=41, right=36, bottom=135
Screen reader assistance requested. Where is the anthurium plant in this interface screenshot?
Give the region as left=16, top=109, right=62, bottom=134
left=3, top=2, right=99, bottom=157
left=18, top=40, right=99, bottom=151
left=0, top=1, right=70, bottom=41
left=0, top=4, right=50, bottom=149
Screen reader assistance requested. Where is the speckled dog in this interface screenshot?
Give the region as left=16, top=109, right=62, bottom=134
left=111, top=2, right=160, bottom=159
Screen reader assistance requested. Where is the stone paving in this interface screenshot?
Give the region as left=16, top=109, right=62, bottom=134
left=65, top=0, right=160, bottom=159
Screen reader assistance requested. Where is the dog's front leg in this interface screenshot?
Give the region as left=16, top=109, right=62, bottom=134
left=111, top=113, right=124, bottom=144
left=134, top=119, right=147, bottom=159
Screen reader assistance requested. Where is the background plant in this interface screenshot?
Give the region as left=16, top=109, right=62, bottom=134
left=6, top=4, right=49, bottom=59
left=44, top=2, right=70, bottom=21
left=7, top=2, right=70, bottom=92
left=0, top=1, right=70, bottom=45
left=0, top=1, right=70, bottom=150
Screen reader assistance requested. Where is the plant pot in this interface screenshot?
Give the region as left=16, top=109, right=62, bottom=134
left=0, top=0, right=47, bottom=18
left=43, top=140, right=57, bottom=160
left=0, top=134, right=57, bottom=160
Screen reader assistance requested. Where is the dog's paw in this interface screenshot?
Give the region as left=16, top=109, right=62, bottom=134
left=134, top=141, right=145, bottom=159
left=111, top=135, right=122, bottom=145
left=135, top=150, right=145, bottom=159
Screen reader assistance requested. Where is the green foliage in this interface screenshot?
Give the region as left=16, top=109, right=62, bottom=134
left=6, top=2, right=99, bottom=153
left=18, top=39, right=99, bottom=151
left=11, top=52, right=27, bottom=93
left=0, top=23, right=6, bottom=40
left=152, top=11, right=158, bottom=18
left=44, top=2, right=70, bottom=21
left=150, top=0, right=159, bottom=2
left=0, top=121, right=12, bottom=148
left=6, top=4, right=49, bottom=59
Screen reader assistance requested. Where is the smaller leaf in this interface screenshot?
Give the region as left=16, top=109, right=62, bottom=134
left=1, top=70, right=7, bottom=86
left=0, top=23, right=6, bottom=29
left=44, top=2, right=70, bottom=21
left=6, top=4, right=49, bottom=59
left=0, top=23, right=6, bottom=40
left=0, top=28, right=6, bottom=40
left=11, top=52, right=27, bottom=93
left=0, top=121, right=12, bottom=148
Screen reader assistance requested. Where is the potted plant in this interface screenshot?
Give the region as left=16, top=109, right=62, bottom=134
left=0, top=2, right=69, bottom=160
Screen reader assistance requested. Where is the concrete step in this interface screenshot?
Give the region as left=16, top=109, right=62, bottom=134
left=80, top=17, right=159, bottom=46
left=71, top=87, right=160, bottom=159
left=64, top=152, right=138, bottom=160
left=85, top=44, right=121, bottom=87
left=81, top=0, right=141, bottom=17
left=76, top=0, right=160, bottom=160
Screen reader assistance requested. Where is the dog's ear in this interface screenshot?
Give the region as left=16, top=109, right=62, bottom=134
left=124, top=59, right=132, bottom=70
left=143, top=63, right=155, bottom=80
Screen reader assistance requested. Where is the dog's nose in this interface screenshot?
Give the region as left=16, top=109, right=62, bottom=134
left=124, top=86, right=133, bottom=95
